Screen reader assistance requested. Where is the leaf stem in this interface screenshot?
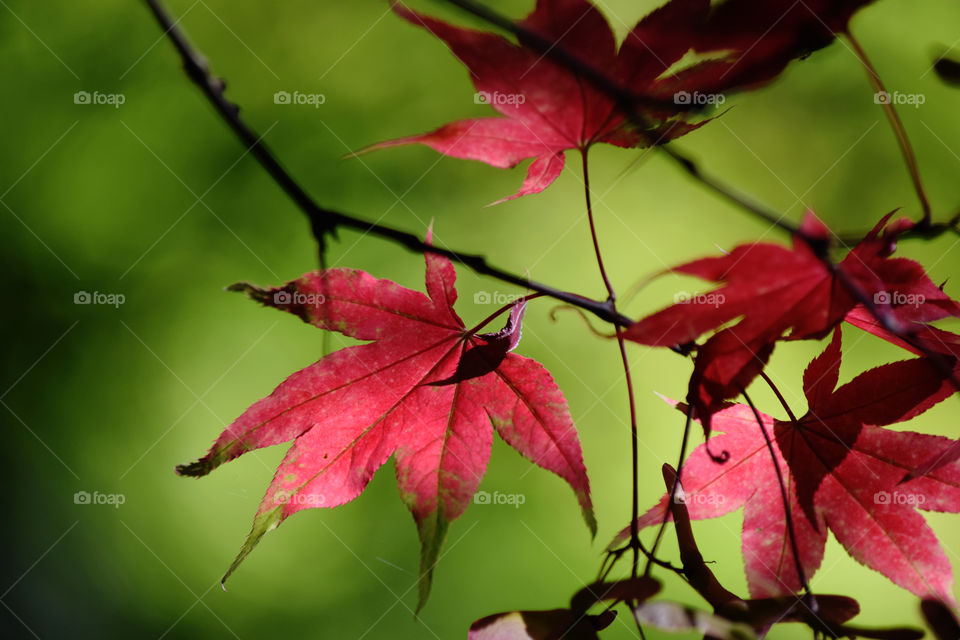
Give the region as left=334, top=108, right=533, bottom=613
left=740, top=388, right=813, bottom=599
left=758, top=371, right=799, bottom=424
left=644, top=402, right=694, bottom=575
left=580, top=150, right=644, bottom=580
left=467, top=292, right=544, bottom=335
left=845, top=29, right=932, bottom=227
left=440, top=0, right=960, bottom=244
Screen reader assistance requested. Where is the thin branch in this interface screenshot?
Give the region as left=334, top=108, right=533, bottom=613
left=442, top=0, right=801, bottom=238
left=740, top=388, right=813, bottom=599
left=141, top=0, right=632, bottom=327
left=845, top=29, right=932, bottom=226
left=758, top=371, right=799, bottom=424
left=441, top=0, right=693, bottom=116
left=581, top=150, right=647, bottom=579
left=437, top=0, right=960, bottom=449
left=142, top=0, right=335, bottom=263
left=440, top=0, right=958, bottom=246
left=644, top=401, right=694, bottom=576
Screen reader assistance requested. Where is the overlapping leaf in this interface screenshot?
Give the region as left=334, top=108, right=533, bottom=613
left=362, top=0, right=874, bottom=202
left=845, top=306, right=960, bottom=477
left=689, top=0, right=878, bottom=91
left=616, top=329, right=959, bottom=601
left=625, top=212, right=960, bottom=433
left=177, top=237, right=594, bottom=608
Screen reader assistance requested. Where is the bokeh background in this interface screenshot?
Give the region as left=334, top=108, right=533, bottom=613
left=3, top=0, right=960, bottom=637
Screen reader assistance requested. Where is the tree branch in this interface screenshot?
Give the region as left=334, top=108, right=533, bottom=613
left=140, top=0, right=632, bottom=327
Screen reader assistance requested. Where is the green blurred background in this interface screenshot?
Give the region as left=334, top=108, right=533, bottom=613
left=2, top=0, right=960, bottom=637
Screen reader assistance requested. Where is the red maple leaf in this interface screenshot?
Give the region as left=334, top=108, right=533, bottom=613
left=845, top=306, right=960, bottom=478
left=615, top=329, right=958, bottom=601
left=176, top=235, right=594, bottom=607
left=688, top=0, right=879, bottom=92
left=624, top=212, right=960, bottom=434
left=360, top=0, right=849, bottom=203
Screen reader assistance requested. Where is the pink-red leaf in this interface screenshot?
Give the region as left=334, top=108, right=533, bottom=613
left=617, top=330, right=958, bottom=601
left=625, top=212, right=960, bottom=432
left=362, top=0, right=841, bottom=201
left=178, top=241, right=594, bottom=609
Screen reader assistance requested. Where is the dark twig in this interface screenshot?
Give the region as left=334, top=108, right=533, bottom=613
left=141, top=0, right=632, bottom=327
left=440, top=0, right=960, bottom=248
left=845, top=29, right=932, bottom=227
left=442, top=0, right=802, bottom=239
left=740, top=388, right=813, bottom=601
left=645, top=402, right=694, bottom=576
left=436, top=0, right=960, bottom=468
left=581, top=150, right=649, bottom=580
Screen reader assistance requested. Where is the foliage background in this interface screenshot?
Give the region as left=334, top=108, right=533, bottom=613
left=3, top=0, right=960, bottom=637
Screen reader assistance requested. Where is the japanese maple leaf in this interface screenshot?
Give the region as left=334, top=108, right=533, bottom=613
left=845, top=306, right=960, bottom=478
left=176, top=237, right=595, bottom=608
left=361, top=0, right=881, bottom=203
left=625, top=212, right=960, bottom=434
left=686, top=0, right=879, bottom=93
left=361, top=0, right=796, bottom=203
left=615, top=329, right=958, bottom=602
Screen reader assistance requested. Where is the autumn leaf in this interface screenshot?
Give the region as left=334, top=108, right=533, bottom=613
left=467, top=577, right=656, bottom=640
left=468, top=609, right=609, bottom=640
left=176, top=234, right=594, bottom=609
left=614, top=328, right=958, bottom=601
left=691, top=0, right=879, bottom=90
left=845, top=306, right=960, bottom=478
left=624, top=212, right=960, bottom=434
left=361, top=0, right=851, bottom=203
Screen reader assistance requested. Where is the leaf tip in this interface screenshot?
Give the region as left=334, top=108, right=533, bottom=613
left=584, top=507, right=598, bottom=540
left=226, top=282, right=272, bottom=306
left=175, top=458, right=213, bottom=477
left=221, top=506, right=285, bottom=587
